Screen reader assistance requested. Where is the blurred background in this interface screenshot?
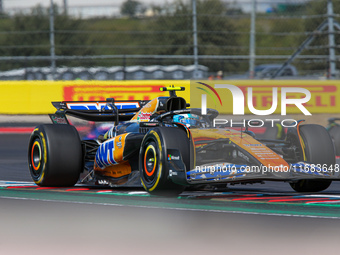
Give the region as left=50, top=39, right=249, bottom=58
left=0, top=0, right=339, bottom=80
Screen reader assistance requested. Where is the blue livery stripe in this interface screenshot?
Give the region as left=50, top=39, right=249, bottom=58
left=67, top=102, right=140, bottom=111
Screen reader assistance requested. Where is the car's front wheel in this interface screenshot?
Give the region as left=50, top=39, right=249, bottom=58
left=289, top=124, right=335, bottom=192
left=139, top=127, right=192, bottom=196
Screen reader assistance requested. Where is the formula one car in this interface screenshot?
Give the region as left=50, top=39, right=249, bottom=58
left=28, top=87, right=336, bottom=195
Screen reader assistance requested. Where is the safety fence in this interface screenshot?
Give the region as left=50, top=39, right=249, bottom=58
left=0, top=0, right=339, bottom=79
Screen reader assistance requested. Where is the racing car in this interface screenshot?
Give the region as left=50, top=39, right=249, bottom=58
left=28, top=86, right=336, bottom=195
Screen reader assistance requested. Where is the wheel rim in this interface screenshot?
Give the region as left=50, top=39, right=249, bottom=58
left=31, top=140, right=41, bottom=170
left=142, top=140, right=159, bottom=185
left=144, top=144, right=157, bottom=177
left=30, top=138, right=43, bottom=179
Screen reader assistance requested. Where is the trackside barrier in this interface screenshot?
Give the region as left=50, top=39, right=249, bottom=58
left=0, top=80, right=190, bottom=114
left=0, top=80, right=339, bottom=114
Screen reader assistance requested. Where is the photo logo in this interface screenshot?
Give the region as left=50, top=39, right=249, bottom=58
left=196, top=82, right=222, bottom=115
left=199, top=83, right=312, bottom=116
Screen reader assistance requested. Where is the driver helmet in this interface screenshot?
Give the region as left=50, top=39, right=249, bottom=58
left=173, top=113, right=199, bottom=127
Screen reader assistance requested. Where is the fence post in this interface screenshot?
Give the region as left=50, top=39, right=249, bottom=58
left=192, top=0, right=199, bottom=77
left=50, top=0, right=56, bottom=80
left=249, top=0, right=256, bottom=79
left=63, top=0, right=68, bottom=15
left=327, top=0, right=336, bottom=79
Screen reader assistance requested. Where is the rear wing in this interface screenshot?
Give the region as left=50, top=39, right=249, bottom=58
left=50, top=98, right=149, bottom=124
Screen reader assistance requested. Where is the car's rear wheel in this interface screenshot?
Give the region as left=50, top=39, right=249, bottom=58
left=289, top=124, right=335, bottom=192
left=139, top=127, right=192, bottom=196
left=28, top=124, right=82, bottom=186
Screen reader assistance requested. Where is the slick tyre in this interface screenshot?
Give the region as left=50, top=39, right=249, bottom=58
left=328, top=125, right=340, bottom=156
left=290, top=124, right=335, bottom=192
left=139, top=127, right=191, bottom=196
left=28, top=124, right=82, bottom=186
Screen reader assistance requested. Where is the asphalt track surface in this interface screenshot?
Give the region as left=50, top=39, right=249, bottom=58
left=2, top=132, right=340, bottom=254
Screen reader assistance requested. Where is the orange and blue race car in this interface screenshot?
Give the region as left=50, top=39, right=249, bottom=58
left=28, top=87, right=337, bottom=195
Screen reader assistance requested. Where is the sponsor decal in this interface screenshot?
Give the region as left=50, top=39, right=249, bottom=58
left=169, top=170, right=178, bottom=176
left=132, top=98, right=159, bottom=122
left=137, top=112, right=153, bottom=121
left=95, top=139, right=116, bottom=169
left=168, top=154, right=180, bottom=161
left=116, top=136, right=123, bottom=148
left=50, top=115, right=68, bottom=124
left=66, top=102, right=140, bottom=111
left=98, top=180, right=109, bottom=185
left=63, top=85, right=165, bottom=101
left=95, top=134, right=128, bottom=169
